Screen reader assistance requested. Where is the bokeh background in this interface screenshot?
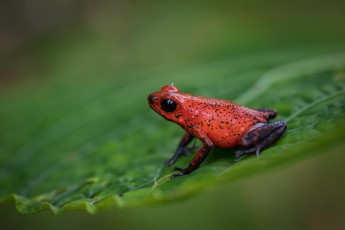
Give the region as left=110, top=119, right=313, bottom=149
left=1, top=0, right=345, bottom=229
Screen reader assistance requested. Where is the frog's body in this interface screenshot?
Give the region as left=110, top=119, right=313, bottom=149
left=148, top=85, right=287, bottom=178
left=167, top=95, right=268, bottom=149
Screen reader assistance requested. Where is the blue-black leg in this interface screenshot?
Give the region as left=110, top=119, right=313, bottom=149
left=166, top=133, right=194, bottom=166
left=235, top=121, right=287, bottom=157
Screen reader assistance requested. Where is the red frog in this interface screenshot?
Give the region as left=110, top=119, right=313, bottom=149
left=148, top=84, right=287, bottom=178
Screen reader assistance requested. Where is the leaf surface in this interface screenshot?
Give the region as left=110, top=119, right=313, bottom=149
left=1, top=49, right=345, bottom=214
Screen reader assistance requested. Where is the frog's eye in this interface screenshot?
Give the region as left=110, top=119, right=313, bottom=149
left=160, top=99, right=177, bottom=112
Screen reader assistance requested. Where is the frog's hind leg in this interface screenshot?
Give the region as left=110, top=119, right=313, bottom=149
left=235, top=121, right=287, bottom=158
left=255, top=108, right=277, bottom=120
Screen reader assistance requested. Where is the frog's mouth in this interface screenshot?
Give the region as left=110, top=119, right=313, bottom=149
left=148, top=95, right=158, bottom=105
left=148, top=93, right=161, bottom=114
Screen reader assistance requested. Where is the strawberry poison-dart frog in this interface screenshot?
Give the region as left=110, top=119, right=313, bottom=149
left=148, top=85, right=287, bottom=178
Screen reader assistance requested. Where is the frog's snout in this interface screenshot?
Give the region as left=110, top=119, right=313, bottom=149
left=148, top=95, right=158, bottom=105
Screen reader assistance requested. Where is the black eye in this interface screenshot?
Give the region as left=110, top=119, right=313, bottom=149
left=160, top=99, right=177, bottom=112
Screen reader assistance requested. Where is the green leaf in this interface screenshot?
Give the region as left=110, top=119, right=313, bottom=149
left=1, top=49, right=345, bottom=214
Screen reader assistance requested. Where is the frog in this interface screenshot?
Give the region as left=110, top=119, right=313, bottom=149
left=148, top=84, right=287, bottom=178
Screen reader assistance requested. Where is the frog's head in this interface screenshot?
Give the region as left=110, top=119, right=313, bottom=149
left=148, top=84, right=186, bottom=123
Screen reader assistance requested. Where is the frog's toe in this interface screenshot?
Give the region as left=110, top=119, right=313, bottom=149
left=235, top=147, right=256, bottom=158
left=235, top=150, right=244, bottom=158
left=170, top=172, right=184, bottom=179
left=171, top=167, right=184, bottom=172
left=170, top=167, right=191, bottom=179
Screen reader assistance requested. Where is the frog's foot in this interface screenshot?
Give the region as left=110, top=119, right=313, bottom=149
left=236, top=121, right=287, bottom=158
left=235, top=148, right=257, bottom=158
left=170, top=138, right=213, bottom=179
left=165, top=133, right=194, bottom=166
left=170, top=167, right=190, bottom=179
left=170, top=166, right=200, bottom=179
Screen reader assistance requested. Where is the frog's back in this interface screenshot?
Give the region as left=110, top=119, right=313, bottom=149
left=196, top=97, right=268, bottom=148
left=194, top=96, right=268, bottom=122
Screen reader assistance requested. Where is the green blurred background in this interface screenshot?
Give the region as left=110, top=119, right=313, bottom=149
left=1, top=0, right=345, bottom=229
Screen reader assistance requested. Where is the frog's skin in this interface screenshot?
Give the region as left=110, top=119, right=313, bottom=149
left=148, top=85, right=287, bottom=178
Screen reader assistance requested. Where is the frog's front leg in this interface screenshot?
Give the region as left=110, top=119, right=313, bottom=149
left=170, top=137, right=213, bottom=179
left=235, top=120, right=287, bottom=157
left=166, top=133, right=194, bottom=166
